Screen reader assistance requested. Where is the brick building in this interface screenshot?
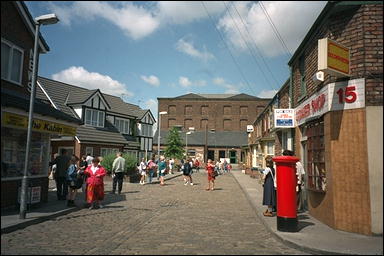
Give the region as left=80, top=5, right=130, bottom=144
left=246, top=1, right=382, bottom=236
left=155, top=93, right=270, bottom=163
left=289, top=2, right=382, bottom=235
left=246, top=80, right=292, bottom=169
left=1, top=2, right=81, bottom=208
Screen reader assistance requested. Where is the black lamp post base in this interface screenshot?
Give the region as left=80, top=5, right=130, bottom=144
left=277, top=216, right=298, bottom=232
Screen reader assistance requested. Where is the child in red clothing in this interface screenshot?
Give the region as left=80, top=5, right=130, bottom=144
left=205, top=159, right=216, bottom=191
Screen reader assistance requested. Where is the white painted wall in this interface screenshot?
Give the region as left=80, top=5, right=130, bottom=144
left=366, top=106, right=383, bottom=235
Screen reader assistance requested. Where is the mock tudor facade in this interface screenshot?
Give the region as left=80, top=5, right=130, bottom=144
left=36, top=77, right=155, bottom=161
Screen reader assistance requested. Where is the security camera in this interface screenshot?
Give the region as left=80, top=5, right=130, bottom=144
left=312, top=71, right=324, bottom=84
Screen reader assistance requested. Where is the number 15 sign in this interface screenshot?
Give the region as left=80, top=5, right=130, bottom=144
left=328, top=78, right=365, bottom=111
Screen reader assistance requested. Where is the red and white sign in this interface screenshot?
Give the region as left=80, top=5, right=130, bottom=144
left=295, top=78, right=365, bottom=126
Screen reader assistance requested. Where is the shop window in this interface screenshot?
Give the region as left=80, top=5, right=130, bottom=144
left=1, top=39, right=24, bottom=85
left=1, top=128, right=49, bottom=179
left=219, top=150, right=226, bottom=158
left=86, top=147, right=93, bottom=157
left=306, top=119, right=326, bottom=192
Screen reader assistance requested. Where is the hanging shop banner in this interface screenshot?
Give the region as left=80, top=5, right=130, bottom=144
left=295, top=78, right=365, bottom=126
left=274, top=109, right=295, bottom=128
left=318, top=38, right=350, bottom=77
left=2, top=112, right=77, bottom=136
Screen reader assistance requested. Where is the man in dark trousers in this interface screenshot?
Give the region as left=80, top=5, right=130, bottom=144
left=50, top=149, right=71, bottom=200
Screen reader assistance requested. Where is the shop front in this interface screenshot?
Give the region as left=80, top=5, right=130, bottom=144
left=294, top=78, right=373, bottom=234
left=1, top=110, right=78, bottom=208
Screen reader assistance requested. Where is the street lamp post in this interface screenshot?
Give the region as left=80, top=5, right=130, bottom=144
left=157, top=111, right=167, bottom=160
left=186, top=131, right=192, bottom=157
left=19, top=13, right=59, bottom=219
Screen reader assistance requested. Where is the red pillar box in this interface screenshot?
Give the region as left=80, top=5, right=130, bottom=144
left=272, top=156, right=300, bottom=232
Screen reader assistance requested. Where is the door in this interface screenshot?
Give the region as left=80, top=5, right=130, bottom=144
left=230, top=151, right=237, bottom=164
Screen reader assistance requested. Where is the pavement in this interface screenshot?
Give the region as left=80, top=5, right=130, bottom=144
left=1, top=168, right=383, bottom=255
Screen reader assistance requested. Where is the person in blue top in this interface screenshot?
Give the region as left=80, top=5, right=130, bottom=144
left=158, top=156, right=167, bottom=186
left=67, top=155, right=79, bottom=207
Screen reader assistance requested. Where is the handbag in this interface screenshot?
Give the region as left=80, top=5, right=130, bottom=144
left=212, top=170, right=219, bottom=177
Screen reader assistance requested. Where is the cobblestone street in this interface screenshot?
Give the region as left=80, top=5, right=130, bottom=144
left=2, top=172, right=307, bottom=255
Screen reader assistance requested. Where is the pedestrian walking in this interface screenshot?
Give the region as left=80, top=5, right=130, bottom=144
left=67, top=155, right=79, bottom=207
left=206, top=159, right=216, bottom=191
left=147, top=156, right=157, bottom=184
left=169, top=158, right=175, bottom=174
left=182, top=158, right=194, bottom=186
left=194, top=158, right=200, bottom=173
left=262, top=156, right=276, bottom=217
left=111, top=152, right=126, bottom=194
left=139, top=158, right=147, bottom=185
left=227, top=163, right=232, bottom=173
left=49, top=149, right=71, bottom=200
left=158, top=156, right=167, bottom=186
left=84, top=157, right=107, bottom=209
left=78, top=155, right=88, bottom=195
left=282, top=149, right=306, bottom=212
left=86, top=153, right=94, bottom=165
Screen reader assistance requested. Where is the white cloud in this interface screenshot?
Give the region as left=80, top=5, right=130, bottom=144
left=179, top=76, right=207, bottom=88
left=176, top=38, right=215, bottom=62
left=179, top=76, right=192, bottom=87
left=212, top=77, right=240, bottom=94
left=48, top=2, right=159, bottom=39
left=52, top=66, right=133, bottom=97
left=218, top=1, right=327, bottom=57
left=257, top=89, right=277, bottom=98
left=141, top=75, right=160, bottom=86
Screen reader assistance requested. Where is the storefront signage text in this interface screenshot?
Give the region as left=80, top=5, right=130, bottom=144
left=318, top=38, right=350, bottom=77
left=2, top=112, right=77, bottom=136
left=295, top=78, right=365, bottom=126
left=274, top=109, right=295, bottom=128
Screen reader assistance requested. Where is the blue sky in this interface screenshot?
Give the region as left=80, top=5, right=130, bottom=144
left=25, top=1, right=327, bottom=118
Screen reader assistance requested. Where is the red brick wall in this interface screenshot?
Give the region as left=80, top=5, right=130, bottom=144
left=289, top=4, right=382, bottom=235
left=158, top=98, right=270, bottom=132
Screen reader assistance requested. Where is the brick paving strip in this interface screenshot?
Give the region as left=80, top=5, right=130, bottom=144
left=1, top=172, right=307, bottom=255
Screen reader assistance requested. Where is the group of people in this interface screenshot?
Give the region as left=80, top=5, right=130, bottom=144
left=261, top=150, right=306, bottom=217
left=49, top=150, right=126, bottom=209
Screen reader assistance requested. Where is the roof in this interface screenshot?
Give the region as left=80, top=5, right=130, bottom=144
left=153, top=130, right=248, bottom=148
left=1, top=88, right=82, bottom=125
left=36, top=76, right=147, bottom=120
left=160, top=93, right=269, bottom=101
left=76, top=126, right=139, bottom=146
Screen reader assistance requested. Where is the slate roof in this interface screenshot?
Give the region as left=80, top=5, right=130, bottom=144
left=76, top=126, right=139, bottom=147
left=1, top=88, right=82, bottom=125
left=36, top=76, right=146, bottom=119
left=161, top=93, right=267, bottom=100
left=153, top=130, right=248, bottom=148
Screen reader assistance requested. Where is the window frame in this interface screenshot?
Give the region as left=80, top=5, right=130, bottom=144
left=306, top=118, right=326, bottom=193
left=84, top=108, right=105, bottom=128
left=299, top=55, right=307, bottom=100
left=115, top=117, right=130, bottom=134
left=1, top=39, right=24, bottom=86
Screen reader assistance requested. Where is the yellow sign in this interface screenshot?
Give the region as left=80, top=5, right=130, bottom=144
left=318, top=38, right=350, bottom=76
left=2, top=112, right=77, bottom=136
